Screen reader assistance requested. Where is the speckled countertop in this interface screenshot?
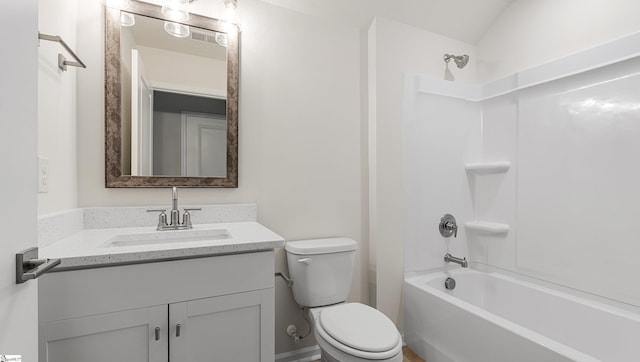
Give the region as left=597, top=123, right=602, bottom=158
left=38, top=205, right=284, bottom=271
left=40, top=221, right=285, bottom=271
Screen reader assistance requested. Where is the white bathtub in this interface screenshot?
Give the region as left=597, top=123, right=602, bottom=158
left=403, top=269, right=640, bottom=362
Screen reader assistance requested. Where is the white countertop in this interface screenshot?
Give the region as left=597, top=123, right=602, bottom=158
left=40, top=221, right=285, bottom=271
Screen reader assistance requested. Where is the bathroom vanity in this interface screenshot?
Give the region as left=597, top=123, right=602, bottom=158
left=37, top=206, right=283, bottom=362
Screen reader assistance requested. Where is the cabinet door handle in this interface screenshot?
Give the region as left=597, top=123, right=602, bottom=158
left=155, top=327, right=160, bottom=341
left=176, top=324, right=182, bottom=337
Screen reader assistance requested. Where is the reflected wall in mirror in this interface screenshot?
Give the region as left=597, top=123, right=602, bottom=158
left=105, top=0, right=239, bottom=187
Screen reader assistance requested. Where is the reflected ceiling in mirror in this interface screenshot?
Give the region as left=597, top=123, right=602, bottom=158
left=105, top=0, right=239, bottom=187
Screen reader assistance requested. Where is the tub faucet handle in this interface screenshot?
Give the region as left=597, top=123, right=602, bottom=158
left=439, top=214, right=458, bottom=238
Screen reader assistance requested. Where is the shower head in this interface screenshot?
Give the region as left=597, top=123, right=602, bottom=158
left=444, top=54, right=469, bottom=69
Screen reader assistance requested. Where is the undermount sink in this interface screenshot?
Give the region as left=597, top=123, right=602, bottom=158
left=103, top=228, right=231, bottom=248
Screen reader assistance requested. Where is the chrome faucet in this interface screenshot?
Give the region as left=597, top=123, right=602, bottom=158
left=444, top=253, right=468, bottom=268
left=147, top=187, right=201, bottom=231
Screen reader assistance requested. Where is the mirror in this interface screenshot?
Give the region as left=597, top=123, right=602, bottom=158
left=105, top=0, right=239, bottom=187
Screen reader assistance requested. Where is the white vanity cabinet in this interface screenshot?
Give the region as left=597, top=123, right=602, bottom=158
left=169, top=290, right=273, bottom=361
left=39, top=251, right=275, bottom=362
left=42, top=305, right=168, bottom=362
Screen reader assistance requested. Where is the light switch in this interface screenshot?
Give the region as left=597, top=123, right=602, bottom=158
left=38, top=157, right=49, bottom=193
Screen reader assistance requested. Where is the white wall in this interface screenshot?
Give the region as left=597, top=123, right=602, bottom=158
left=0, top=0, right=39, bottom=358
left=477, top=0, right=640, bottom=83
left=73, top=0, right=362, bottom=355
left=37, top=0, right=79, bottom=215
left=367, top=17, right=476, bottom=327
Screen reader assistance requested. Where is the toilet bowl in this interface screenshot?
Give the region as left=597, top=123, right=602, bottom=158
left=285, top=238, right=403, bottom=361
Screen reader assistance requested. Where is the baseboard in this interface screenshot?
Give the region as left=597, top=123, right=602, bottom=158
left=275, top=345, right=321, bottom=362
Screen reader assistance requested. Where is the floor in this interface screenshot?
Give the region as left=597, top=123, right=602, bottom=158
left=311, top=346, right=425, bottom=362
left=401, top=346, right=426, bottom=362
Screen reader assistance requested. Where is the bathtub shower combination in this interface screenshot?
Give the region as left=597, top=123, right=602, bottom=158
left=404, top=270, right=640, bottom=362
left=402, top=33, right=640, bottom=361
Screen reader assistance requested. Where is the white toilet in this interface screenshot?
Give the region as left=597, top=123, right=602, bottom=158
left=285, top=238, right=403, bottom=362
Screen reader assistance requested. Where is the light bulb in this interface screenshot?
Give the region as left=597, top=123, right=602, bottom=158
left=224, top=0, right=237, bottom=22
left=162, top=0, right=190, bottom=22
left=219, top=0, right=239, bottom=33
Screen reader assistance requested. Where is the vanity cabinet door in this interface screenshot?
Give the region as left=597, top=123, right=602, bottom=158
left=169, top=289, right=275, bottom=362
left=43, top=305, right=168, bottom=362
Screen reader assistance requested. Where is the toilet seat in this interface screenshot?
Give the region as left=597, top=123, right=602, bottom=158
left=314, top=303, right=403, bottom=360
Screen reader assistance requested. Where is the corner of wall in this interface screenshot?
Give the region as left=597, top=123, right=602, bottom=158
left=366, top=16, right=378, bottom=309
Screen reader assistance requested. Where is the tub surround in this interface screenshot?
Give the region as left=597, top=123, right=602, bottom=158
left=404, top=31, right=640, bottom=299
left=38, top=204, right=284, bottom=270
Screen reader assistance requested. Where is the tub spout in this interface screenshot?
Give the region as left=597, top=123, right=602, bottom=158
left=444, top=253, right=468, bottom=268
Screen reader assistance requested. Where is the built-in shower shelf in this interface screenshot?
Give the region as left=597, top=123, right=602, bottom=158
left=465, top=221, right=510, bottom=235
left=465, top=161, right=511, bottom=175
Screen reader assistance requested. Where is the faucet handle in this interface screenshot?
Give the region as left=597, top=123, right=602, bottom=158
left=181, top=208, right=201, bottom=228
left=147, top=209, right=168, bottom=229
left=439, top=214, right=458, bottom=238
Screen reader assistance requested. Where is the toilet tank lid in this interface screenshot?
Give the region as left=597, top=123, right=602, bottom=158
left=285, top=237, right=357, bottom=255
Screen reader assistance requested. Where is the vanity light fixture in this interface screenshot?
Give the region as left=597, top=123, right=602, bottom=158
left=164, top=21, right=191, bottom=38
left=224, top=0, right=238, bottom=21
left=162, top=0, right=197, bottom=22
left=220, top=0, right=239, bottom=32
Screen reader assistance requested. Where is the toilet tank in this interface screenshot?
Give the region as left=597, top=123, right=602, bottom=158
left=285, top=238, right=357, bottom=307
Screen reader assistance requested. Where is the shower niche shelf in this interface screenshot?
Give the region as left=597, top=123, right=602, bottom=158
left=465, top=221, right=510, bottom=235
left=465, top=161, right=511, bottom=175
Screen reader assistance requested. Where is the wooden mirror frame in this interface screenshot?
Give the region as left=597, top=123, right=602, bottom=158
left=105, top=1, right=239, bottom=187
